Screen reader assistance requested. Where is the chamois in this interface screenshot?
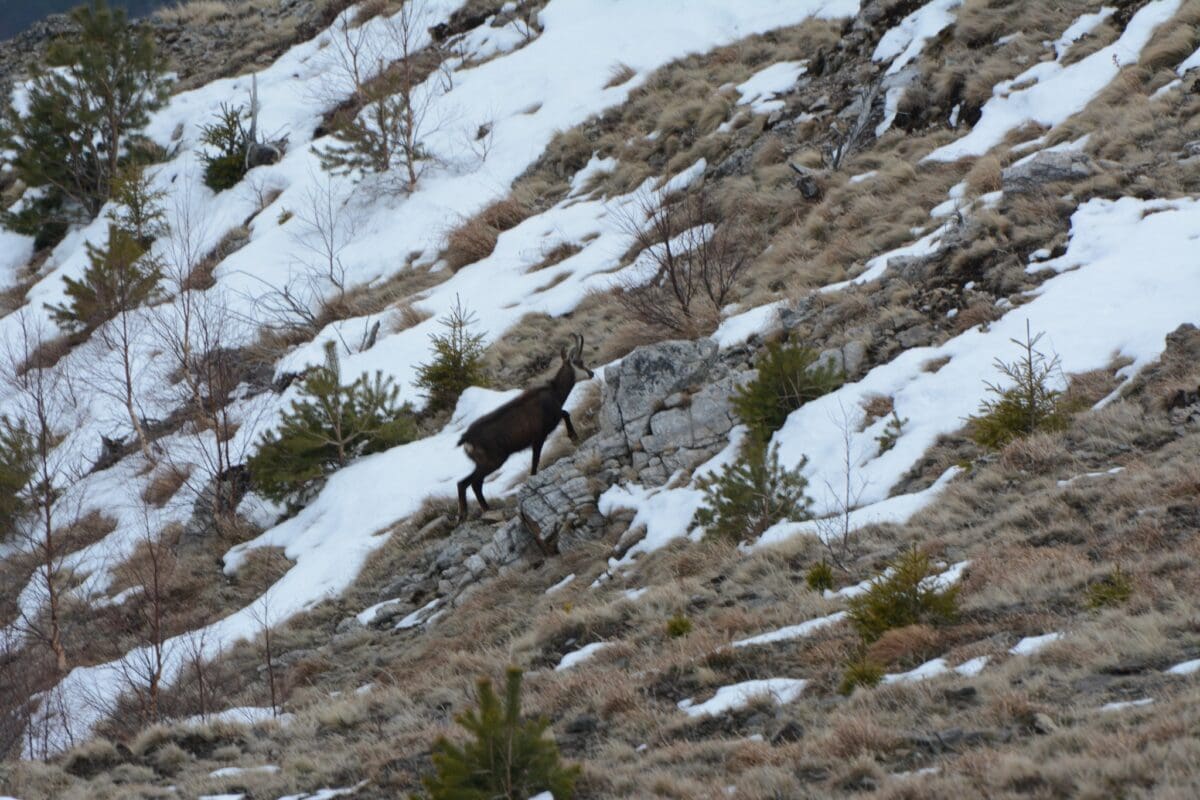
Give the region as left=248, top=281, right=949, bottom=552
left=457, top=334, right=593, bottom=518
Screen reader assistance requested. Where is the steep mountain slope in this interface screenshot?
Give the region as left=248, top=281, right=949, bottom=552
left=1, top=0, right=1200, bottom=797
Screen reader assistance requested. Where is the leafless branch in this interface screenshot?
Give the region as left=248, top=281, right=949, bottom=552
left=614, top=187, right=753, bottom=336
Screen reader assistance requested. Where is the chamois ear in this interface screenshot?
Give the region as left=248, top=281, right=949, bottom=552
left=560, top=345, right=569, bottom=361
left=573, top=333, right=584, bottom=359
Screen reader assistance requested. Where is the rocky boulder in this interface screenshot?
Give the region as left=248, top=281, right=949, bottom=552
left=601, top=339, right=720, bottom=443
left=1002, top=150, right=1095, bottom=194
left=519, top=338, right=745, bottom=552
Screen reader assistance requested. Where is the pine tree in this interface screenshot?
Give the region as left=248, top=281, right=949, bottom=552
left=695, top=440, right=812, bottom=542
left=0, top=417, right=35, bottom=543
left=198, top=103, right=250, bottom=192
left=249, top=342, right=417, bottom=506
left=47, top=167, right=165, bottom=333
left=315, top=2, right=436, bottom=192
left=732, top=341, right=842, bottom=446
left=0, top=0, right=169, bottom=242
left=48, top=225, right=162, bottom=334
left=421, top=667, right=580, bottom=800
left=109, top=166, right=167, bottom=248
left=317, top=74, right=415, bottom=177
left=415, top=297, right=489, bottom=413
left=846, top=546, right=959, bottom=643
left=970, top=322, right=1071, bottom=449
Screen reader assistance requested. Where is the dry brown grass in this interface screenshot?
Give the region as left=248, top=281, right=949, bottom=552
left=442, top=193, right=534, bottom=272
left=16, top=332, right=79, bottom=373
left=141, top=465, right=192, bottom=508
left=153, top=0, right=307, bottom=89
left=997, top=431, right=1072, bottom=473
left=866, top=624, right=944, bottom=668
left=964, top=153, right=1003, bottom=197
left=604, top=62, right=637, bottom=89
left=155, top=0, right=238, bottom=25
left=442, top=218, right=497, bottom=271
left=1139, top=4, right=1200, bottom=73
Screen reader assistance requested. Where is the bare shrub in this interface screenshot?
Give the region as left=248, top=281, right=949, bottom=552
left=1, top=312, right=87, bottom=678
left=316, top=0, right=450, bottom=193
left=236, top=172, right=376, bottom=353
left=112, top=516, right=179, bottom=728
left=615, top=187, right=753, bottom=336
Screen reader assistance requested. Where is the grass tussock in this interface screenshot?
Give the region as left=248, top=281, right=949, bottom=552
left=141, top=464, right=192, bottom=507
left=442, top=193, right=534, bottom=272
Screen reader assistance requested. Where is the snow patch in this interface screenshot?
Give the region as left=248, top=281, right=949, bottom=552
left=679, top=678, right=807, bottom=717
left=209, top=765, right=280, bottom=778
left=1010, top=632, right=1063, bottom=656
left=555, top=641, right=610, bottom=671
left=752, top=467, right=962, bottom=550
left=1165, top=658, right=1200, bottom=676
left=181, top=706, right=293, bottom=728
left=1099, top=697, right=1154, bottom=712
left=928, top=0, right=1181, bottom=161
left=874, top=0, right=964, bottom=76
left=732, top=611, right=848, bottom=648
left=734, top=61, right=807, bottom=114
left=545, top=574, right=576, bottom=594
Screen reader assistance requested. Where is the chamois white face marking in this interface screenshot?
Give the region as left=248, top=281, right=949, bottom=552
left=564, top=334, right=593, bottom=380
left=573, top=360, right=594, bottom=381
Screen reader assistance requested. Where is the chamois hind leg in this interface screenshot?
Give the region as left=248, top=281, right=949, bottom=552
left=457, top=473, right=474, bottom=519
left=458, top=458, right=493, bottom=518
left=530, top=436, right=545, bottom=476
left=471, top=468, right=491, bottom=511
left=458, top=450, right=496, bottom=513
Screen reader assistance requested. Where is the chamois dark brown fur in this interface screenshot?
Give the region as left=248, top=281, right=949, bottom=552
left=457, top=334, right=593, bottom=518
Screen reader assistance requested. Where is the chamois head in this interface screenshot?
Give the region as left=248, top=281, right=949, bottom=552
left=559, top=333, right=593, bottom=382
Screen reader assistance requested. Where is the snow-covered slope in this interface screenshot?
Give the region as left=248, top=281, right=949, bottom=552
left=2, top=0, right=1198, bottom=792
left=3, top=0, right=867, bottom=757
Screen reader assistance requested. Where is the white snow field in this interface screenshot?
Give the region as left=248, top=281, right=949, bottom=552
left=5, top=0, right=867, bottom=756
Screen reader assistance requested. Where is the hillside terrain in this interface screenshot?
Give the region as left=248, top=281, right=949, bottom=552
left=0, top=0, right=174, bottom=40
left=1, top=0, right=1200, bottom=798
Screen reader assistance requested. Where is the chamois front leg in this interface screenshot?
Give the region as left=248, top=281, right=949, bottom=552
left=561, top=409, right=579, bottom=443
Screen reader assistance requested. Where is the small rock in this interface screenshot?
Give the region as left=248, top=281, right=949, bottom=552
left=565, top=714, right=600, bottom=735
left=771, top=720, right=805, bottom=744
left=943, top=685, right=978, bottom=706
left=788, top=163, right=823, bottom=200
left=814, top=340, right=867, bottom=378
left=1002, top=151, right=1095, bottom=194
left=1032, top=712, right=1058, bottom=734
left=897, top=324, right=936, bottom=349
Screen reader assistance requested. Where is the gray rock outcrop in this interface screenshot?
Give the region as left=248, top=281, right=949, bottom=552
left=518, top=338, right=746, bottom=552
left=1002, top=151, right=1095, bottom=194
